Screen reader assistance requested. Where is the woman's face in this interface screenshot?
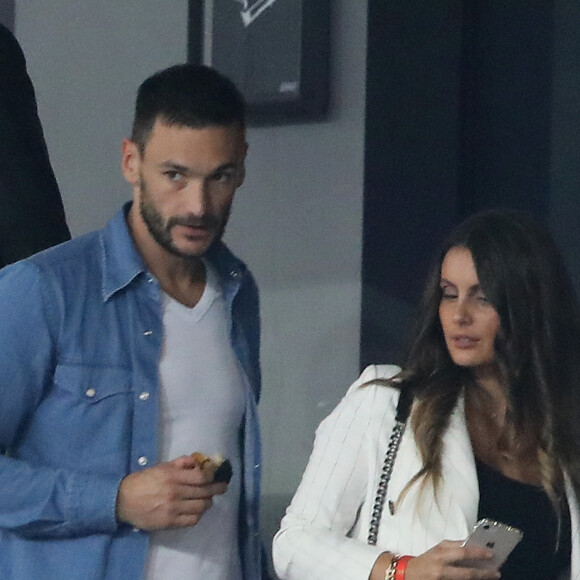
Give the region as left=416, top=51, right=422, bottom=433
left=438, top=247, right=500, bottom=376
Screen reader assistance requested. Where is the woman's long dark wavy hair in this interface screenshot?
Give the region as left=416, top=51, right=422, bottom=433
left=396, top=210, right=580, bottom=506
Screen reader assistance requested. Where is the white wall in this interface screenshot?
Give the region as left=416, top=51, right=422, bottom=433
left=16, top=0, right=367, bottom=566
left=16, top=1, right=189, bottom=234
left=0, top=1, right=14, bottom=30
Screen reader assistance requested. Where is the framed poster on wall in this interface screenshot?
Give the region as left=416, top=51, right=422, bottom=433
left=188, top=0, right=330, bottom=126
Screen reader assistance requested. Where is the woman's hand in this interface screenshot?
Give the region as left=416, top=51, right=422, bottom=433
left=404, top=540, right=501, bottom=580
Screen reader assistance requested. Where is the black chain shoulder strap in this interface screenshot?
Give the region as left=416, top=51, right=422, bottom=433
left=367, top=388, right=414, bottom=546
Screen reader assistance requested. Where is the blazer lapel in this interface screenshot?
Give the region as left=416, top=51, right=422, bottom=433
left=440, top=394, right=479, bottom=531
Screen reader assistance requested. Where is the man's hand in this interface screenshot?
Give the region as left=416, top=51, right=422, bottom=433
left=116, top=455, right=228, bottom=530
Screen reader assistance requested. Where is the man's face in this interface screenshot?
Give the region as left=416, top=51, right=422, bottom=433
left=122, top=119, right=247, bottom=260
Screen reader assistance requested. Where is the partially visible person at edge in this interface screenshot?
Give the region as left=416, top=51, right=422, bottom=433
left=0, top=23, right=70, bottom=265
left=273, top=210, right=580, bottom=580
left=0, top=64, right=266, bottom=580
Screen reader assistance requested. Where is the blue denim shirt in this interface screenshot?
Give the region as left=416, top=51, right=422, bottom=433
left=0, top=204, right=263, bottom=579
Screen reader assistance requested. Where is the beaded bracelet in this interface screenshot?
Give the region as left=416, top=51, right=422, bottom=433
left=394, top=555, right=413, bottom=580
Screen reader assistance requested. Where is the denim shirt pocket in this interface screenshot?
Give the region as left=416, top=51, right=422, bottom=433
left=33, top=364, right=135, bottom=473
left=54, top=364, right=132, bottom=401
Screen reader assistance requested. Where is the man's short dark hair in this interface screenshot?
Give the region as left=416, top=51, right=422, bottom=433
left=131, top=64, right=246, bottom=154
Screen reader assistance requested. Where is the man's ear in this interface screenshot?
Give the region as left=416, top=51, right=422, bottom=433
left=236, top=142, right=248, bottom=187
left=237, top=163, right=246, bottom=187
left=121, top=138, right=141, bottom=185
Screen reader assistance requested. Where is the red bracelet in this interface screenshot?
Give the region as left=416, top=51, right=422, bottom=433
left=394, top=555, right=413, bottom=580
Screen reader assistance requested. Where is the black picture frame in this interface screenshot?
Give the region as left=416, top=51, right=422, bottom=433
left=188, top=0, right=330, bottom=126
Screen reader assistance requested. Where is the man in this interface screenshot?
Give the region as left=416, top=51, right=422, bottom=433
left=0, top=23, right=70, bottom=265
left=0, top=64, right=263, bottom=580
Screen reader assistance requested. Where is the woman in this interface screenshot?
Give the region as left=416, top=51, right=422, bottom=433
left=273, top=211, right=580, bottom=580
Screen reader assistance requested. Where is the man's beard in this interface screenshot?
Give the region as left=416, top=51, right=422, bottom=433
left=138, top=176, right=230, bottom=259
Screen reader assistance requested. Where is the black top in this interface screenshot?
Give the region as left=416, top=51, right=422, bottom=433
left=476, top=459, right=571, bottom=579
left=0, top=24, right=70, bottom=267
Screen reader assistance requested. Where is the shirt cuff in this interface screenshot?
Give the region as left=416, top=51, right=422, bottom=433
left=67, top=471, right=125, bottom=534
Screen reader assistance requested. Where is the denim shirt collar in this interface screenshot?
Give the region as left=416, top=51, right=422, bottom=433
left=99, top=202, right=248, bottom=302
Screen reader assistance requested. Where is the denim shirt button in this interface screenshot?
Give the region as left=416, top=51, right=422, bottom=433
left=138, top=392, right=150, bottom=401
left=85, top=388, right=96, bottom=398
left=143, top=330, right=153, bottom=336
left=254, top=464, right=260, bottom=469
left=137, top=456, right=148, bottom=466
left=229, top=269, right=239, bottom=278
left=132, top=527, right=140, bottom=533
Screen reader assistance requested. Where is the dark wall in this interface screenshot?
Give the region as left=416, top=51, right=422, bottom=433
left=361, top=1, right=463, bottom=367
left=459, top=2, right=553, bottom=218
left=361, top=1, right=576, bottom=368
left=550, top=1, right=580, bottom=292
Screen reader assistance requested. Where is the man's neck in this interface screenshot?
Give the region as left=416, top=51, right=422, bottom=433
left=158, top=260, right=207, bottom=308
left=128, top=207, right=208, bottom=308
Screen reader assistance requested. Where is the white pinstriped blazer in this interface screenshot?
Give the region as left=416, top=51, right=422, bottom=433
left=273, top=364, right=580, bottom=580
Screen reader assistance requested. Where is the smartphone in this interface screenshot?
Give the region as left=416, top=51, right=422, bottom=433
left=461, top=518, right=523, bottom=569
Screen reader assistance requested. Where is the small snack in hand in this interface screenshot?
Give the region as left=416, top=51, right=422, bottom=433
left=190, top=452, right=233, bottom=484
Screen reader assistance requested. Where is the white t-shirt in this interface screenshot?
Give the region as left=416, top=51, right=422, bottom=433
left=145, top=263, right=246, bottom=580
